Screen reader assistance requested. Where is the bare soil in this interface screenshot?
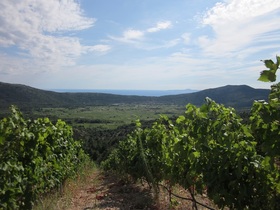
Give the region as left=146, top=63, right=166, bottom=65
left=58, top=170, right=217, bottom=210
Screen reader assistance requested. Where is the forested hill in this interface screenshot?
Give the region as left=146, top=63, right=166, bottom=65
left=0, top=82, right=156, bottom=110
left=0, top=82, right=270, bottom=111
left=158, top=85, right=270, bottom=109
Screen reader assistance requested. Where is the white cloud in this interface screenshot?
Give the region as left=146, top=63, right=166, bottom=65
left=109, top=29, right=144, bottom=44
left=2, top=0, right=95, bottom=33
left=109, top=21, right=174, bottom=48
left=123, top=29, right=144, bottom=40
left=86, top=45, right=111, bottom=53
left=199, top=0, right=280, bottom=57
left=0, top=0, right=100, bottom=73
left=203, top=0, right=280, bottom=25
left=147, top=21, right=172, bottom=33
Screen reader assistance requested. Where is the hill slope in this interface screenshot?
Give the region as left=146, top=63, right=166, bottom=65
left=158, top=85, right=270, bottom=109
left=0, top=82, right=156, bottom=110
left=0, top=82, right=270, bottom=111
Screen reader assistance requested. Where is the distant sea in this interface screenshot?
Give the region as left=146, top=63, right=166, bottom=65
left=50, top=89, right=198, bottom=97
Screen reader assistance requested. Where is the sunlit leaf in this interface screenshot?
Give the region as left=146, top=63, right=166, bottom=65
left=258, top=70, right=276, bottom=82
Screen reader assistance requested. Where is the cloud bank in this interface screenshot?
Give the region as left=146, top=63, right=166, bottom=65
left=199, top=0, right=280, bottom=57
left=0, top=0, right=111, bottom=75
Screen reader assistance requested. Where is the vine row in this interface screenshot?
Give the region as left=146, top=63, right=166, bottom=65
left=102, top=81, right=280, bottom=209
left=0, top=106, right=88, bottom=209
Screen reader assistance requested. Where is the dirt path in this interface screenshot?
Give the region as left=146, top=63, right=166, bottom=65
left=59, top=169, right=216, bottom=210
left=66, top=172, right=154, bottom=210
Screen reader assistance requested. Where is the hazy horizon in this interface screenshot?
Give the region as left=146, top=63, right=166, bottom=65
left=49, top=88, right=199, bottom=97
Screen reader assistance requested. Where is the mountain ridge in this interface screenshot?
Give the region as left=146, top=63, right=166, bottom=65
left=158, top=84, right=269, bottom=108
left=0, top=81, right=270, bottom=111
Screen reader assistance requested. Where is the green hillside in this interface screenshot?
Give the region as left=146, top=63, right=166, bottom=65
left=158, top=85, right=270, bottom=109
left=0, top=82, right=156, bottom=110
left=0, top=82, right=270, bottom=111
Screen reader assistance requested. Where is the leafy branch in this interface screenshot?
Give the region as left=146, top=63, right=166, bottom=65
left=258, top=55, right=280, bottom=82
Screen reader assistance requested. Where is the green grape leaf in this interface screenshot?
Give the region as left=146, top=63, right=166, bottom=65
left=193, top=151, right=200, bottom=158
left=258, top=70, right=276, bottom=82
left=176, top=115, right=185, bottom=124
left=276, top=55, right=280, bottom=66
left=259, top=56, right=279, bottom=82
left=263, top=59, right=274, bottom=69
left=200, top=104, right=208, bottom=113
left=135, top=119, right=141, bottom=127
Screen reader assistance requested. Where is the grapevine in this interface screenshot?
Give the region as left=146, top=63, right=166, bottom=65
left=102, top=57, right=280, bottom=209
left=0, top=106, right=88, bottom=209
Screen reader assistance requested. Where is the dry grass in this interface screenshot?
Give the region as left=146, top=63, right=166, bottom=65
left=33, top=161, right=97, bottom=210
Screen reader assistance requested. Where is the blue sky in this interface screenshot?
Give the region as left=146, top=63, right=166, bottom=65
left=0, top=0, right=280, bottom=90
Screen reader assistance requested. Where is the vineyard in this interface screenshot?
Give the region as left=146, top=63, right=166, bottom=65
left=0, top=106, right=88, bottom=209
left=102, top=57, right=280, bottom=209
left=0, top=56, right=279, bottom=209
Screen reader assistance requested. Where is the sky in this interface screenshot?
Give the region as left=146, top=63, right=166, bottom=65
left=0, top=0, right=280, bottom=91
